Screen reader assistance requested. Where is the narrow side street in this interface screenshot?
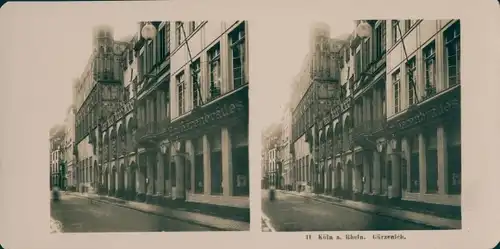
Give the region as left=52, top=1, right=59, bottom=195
left=261, top=190, right=435, bottom=231
left=51, top=193, right=218, bottom=232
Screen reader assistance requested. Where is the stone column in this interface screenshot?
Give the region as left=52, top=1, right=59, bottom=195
left=203, top=135, right=212, bottom=195
left=362, top=153, right=371, bottom=194
left=174, top=150, right=185, bottom=200
left=437, top=125, right=449, bottom=195
left=157, top=150, right=165, bottom=196
left=391, top=150, right=401, bottom=198
left=373, top=150, right=381, bottom=195
left=146, top=153, right=154, bottom=202
left=186, top=140, right=196, bottom=194
left=221, top=128, right=233, bottom=196
left=419, top=133, right=427, bottom=194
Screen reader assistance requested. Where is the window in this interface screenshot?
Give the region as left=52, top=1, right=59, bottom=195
left=407, top=57, right=416, bottom=105
left=157, top=25, right=166, bottom=60
left=229, top=23, right=246, bottom=89
left=176, top=71, right=185, bottom=115
left=423, top=41, right=437, bottom=96
left=175, top=22, right=182, bottom=47
left=354, top=50, right=361, bottom=80
left=208, top=43, right=221, bottom=99
left=375, top=21, right=386, bottom=59
left=147, top=41, right=153, bottom=73
left=392, top=69, right=401, bottom=113
left=128, top=49, right=133, bottom=64
left=139, top=52, right=145, bottom=80
left=164, top=22, right=171, bottom=55
left=189, top=21, right=196, bottom=34
left=124, top=86, right=130, bottom=101
left=191, top=59, right=201, bottom=109
left=362, top=38, right=370, bottom=72
left=391, top=20, right=400, bottom=45
left=404, top=20, right=411, bottom=32
left=445, top=21, right=460, bottom=87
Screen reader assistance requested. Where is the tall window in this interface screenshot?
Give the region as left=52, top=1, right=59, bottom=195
left=157, top=25, right=166, bottom=60
left=345, top=47, right=350, bottom=63
left=230, top=23, right=246, bottom=89
left=375, top=21, right=386, bottom=59
left=362, top=38, right=370, bottom=72
left=404, top=20, right=411, bottom=32
left=147, top=41, right=153, bottom=72
left=407, top=57, right=416, bottom=105
left=176, top=71, right=185, bottom=115
left=391, top=20, right=400, bottom=45
left=354, top=50, right=361, bottom=80
left=175, top=22, right=182, bottom=47
left=189, top=21, right=196, bottom=34
left=164, top=22, right=171, bottom=55
left=392, top=69, right=401, bottom=113
left=139, top=52, right=145, bottom=81
left=445, top=21, right=461, bottom=87
left=208, top=43, right=221, bottom=99
left=191, top=59, right=201, bottom=109
left=423, top=41, right=437, bottom=96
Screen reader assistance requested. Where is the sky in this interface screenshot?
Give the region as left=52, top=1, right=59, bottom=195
left=251, top=19, right=356, bottom=133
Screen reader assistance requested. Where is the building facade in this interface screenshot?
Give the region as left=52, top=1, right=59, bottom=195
left=63, top=106, right=76, bottom=188
left=261, top=123, right=282, bottom=188
left=280, top=104, right=293, bottom=188
left=134, top=21, right=249, bottom=208
left=290, top=22, right=346, bottom=192
left=49, top=125, right=65, bottom=189
left=289, top=20, right=461, bottom=210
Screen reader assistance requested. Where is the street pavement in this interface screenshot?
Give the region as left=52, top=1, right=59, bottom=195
left=50, top=193, right=218, bottom=232
left=261, top=189, right=435, bottom=231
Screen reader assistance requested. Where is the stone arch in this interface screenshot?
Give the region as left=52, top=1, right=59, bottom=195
left=127, top=116, right=137, bottom=133
left=334, top=121, right=342, bottom=137
left=344, top=114, right=352, bottom=131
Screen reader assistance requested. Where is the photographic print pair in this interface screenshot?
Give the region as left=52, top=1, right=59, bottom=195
left=49, top=19, right=461, bottom=233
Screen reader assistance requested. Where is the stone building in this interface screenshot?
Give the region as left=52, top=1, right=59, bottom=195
left=134, top=21, right=249, bottom=208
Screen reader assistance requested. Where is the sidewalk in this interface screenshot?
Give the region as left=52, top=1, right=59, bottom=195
left=278, top=190, right=461, bottom=229
left=65, top=192, right=249, bottom=231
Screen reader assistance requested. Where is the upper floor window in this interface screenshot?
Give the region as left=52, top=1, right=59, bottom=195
left=164, top=22, right=171, bottom=55
left=375, top=21, right=386, bottom=59
left=404, top=20, right=411, bottom=32
left=147, top=41, right=154, bottom=72
left=391, top=20, right=400, bottom=45
left=208, top=43, right=221, bottom=99
left=176, top=71, right=186, bottom=115
left=189, top=21, right=196, bottom=34
left=229, top=23, right=246, bottom=89
left=362, top=38, right=371, bottom=71
left=139, top=52, right=145, bottom=80
left=423, top=41, right=437, bottom=96
left=175, top=22, right=183, bottom=47
left=157, top=25, right=166, bottom=60
left=406, top=57, right=416, bottom=106
left=392, top=69, right=401, bottom=113
left=445, top=21, right=461, bottom=87
left=128, top=49, right=133, bottom=64
left=354, top=50, right=361, bottom=80
left=191, top=59, right=201, bottom=109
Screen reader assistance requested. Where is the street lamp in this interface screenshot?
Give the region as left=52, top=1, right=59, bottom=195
left=355, top=21, right=372, bottom=39
left=141, top=22, right=157, bottom=40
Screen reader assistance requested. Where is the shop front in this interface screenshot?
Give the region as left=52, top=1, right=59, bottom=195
left=385, top=86, right=461, bottom=208
left=154, top=86, right=249, bottom=208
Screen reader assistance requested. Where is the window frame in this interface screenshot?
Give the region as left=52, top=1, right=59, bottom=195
left=229, top=23, right=246, bottom=89
left=423, top=41, right=437, bottom=95
left=208, top=43, right=221, bottom=99
left=392, top=69, right=401, bottom=114
left=176, top=71, right=186, bottom=116
left=444, top=21, right=461, bottom=88
left=191, top=59, right=201, bottom=109
left=406, top=57, right=417, bottom=106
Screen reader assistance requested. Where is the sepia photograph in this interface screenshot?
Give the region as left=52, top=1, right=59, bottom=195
left=48, top=20, right=250, bottom=233
left=260, top=19, right=461, bottom=232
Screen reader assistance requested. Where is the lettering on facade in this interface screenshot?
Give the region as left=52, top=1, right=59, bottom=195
left=396, top=98, right=459, bottom=131
left=330, top=96, right=352, bottom=120
left=168, top=100, right=246, bottom=138
left=103, top=98, right=135, bottom=128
